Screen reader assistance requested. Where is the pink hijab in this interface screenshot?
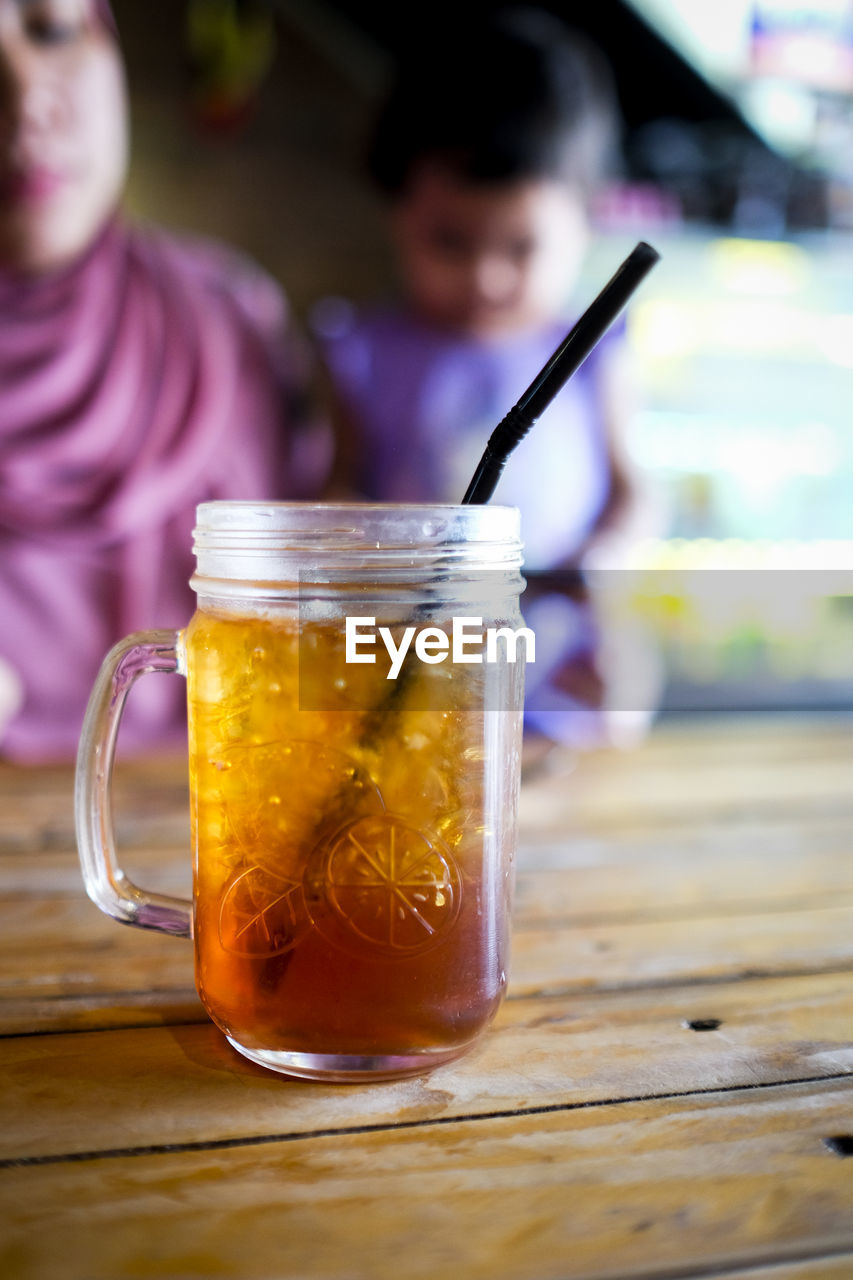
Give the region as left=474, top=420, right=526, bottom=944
left=95, top=0, right=118, bottom=36
left=0, top=2, right=322, bottom=761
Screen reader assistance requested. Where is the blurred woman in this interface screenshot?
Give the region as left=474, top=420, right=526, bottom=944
left=0, top=0, right=326, bottom=760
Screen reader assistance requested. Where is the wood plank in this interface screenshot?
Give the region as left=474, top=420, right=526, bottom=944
left=0, top=990, right=205, bottom=1037
left=578, top=714, right=853, bottom=767
left=513, top=825, right=853, bottom=923
left=1, top=848, right=192, bottom=897
left=9, top=801, right=853, bottom=914
left=708, top=1260, right=853, bottom=1279
left=7, top=807, right=853, bottom=1016
left=3, top=970, right=853, bottom=1161
left=0, top=895, right=197, bottom=1007
left=8, top=805, right=853, bottom=920
left=4, top=717, right=851, bottom=913
left=518, top=751, right=853, bottom=840
left=3, top=889, right=853, bottom=1023
left=519, top=715, right=853, bottom=827
left=2, top=1079, right=853, bottom=1280
left=511, top=901, right=853, bottom=995
left=0, top=754, right=190, bottom=855
left=516, top=803, right=853, bottom=875
left=3, top=716, right=851, bottom=858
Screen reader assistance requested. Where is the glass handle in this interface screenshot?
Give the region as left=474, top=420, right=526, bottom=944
left=74, top=630, right=193, bottom=938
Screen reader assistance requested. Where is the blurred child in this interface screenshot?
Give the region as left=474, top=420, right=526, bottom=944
left=313, top=6, right=660, bottom=755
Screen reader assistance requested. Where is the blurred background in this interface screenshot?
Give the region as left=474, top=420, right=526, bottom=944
left=113, top=0, right=853, bottom=717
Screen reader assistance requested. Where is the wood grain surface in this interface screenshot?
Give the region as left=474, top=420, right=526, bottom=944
left=3, top=715, right=853, bottom=1279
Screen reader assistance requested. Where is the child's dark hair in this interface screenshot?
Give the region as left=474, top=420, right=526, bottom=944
left=367, top=7, right=620, bottom=200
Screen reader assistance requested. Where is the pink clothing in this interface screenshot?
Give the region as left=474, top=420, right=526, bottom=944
left=0, top=219, right=321, bottom=761
left=95, top=0, right=118, bottom=36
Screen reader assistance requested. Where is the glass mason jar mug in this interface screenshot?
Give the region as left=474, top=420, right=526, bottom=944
left=76, top=502, right=527, bottom=1081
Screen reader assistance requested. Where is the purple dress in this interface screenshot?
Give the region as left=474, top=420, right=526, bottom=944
left=315, top=303, right=618, bottom=564
left=315, top=302, right=625, bottom=744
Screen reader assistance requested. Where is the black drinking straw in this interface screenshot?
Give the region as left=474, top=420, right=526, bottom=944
left=461, top=241, right=660, bottom=505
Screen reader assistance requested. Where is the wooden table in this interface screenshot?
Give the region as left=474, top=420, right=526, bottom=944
left=3, top=715, right=853, bottom=1279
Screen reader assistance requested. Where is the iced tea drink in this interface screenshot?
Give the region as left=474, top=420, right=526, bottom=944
left=77, top=502, right=526, bottom=1081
